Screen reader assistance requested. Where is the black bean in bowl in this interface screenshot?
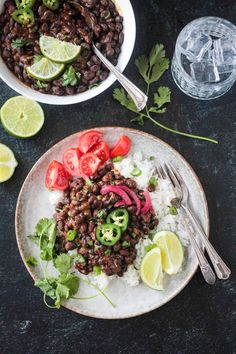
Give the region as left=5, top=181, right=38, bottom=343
left=0, top=0, right=124, bottom=96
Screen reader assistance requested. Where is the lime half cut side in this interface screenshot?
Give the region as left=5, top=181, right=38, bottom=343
left=0, top=143, right=18, bottom=182
left=27, top=57, right=65, bottom=81
left=0, top=96, right=45, bottom=138
left=153, top=230, right=184, bottom=275
left=39, top=35, right=81, bottom=63
left=140, top=248, right=163, bottom=290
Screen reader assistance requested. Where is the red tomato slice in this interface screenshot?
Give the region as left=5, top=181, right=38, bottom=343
left=79, top=153, right=101, bottom=177
left=45, top=160, right=69, bottom=191
left=89, top=140, right=110, bottom=163
left=63, top=148, right=82, bottom=176
left=78, top=130, right=103, bottom=154
left=110, top=135, right=131, bottom=158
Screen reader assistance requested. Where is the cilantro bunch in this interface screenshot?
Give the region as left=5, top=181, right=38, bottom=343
left=113, top=44, right=218, bottom=144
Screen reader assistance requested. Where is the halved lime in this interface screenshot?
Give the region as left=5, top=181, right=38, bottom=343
left=39, top=36, right=81, bottom=63
left=27, top=57, right=65, bottom=81
left=0, top=143, right=18, bottom=182
left=140, top=248, right=163, bottom=290
left=0, top=96, right=45, bottom=138
left=153, top=231, right=184, bottom=275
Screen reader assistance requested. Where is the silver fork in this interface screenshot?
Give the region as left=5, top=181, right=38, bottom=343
left=157, top=163, right=231, bottom=281
left=156, top=164, right=217, bottom=284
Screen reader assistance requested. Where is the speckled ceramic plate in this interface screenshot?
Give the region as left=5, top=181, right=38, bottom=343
left=15, top=127, right=209, bottom=319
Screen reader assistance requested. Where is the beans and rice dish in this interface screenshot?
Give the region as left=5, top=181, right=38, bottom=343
left=0, top=0, right=124, bottom=95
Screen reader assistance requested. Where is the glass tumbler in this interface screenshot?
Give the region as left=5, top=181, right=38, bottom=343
left=171, top=17, right=236, bottom=100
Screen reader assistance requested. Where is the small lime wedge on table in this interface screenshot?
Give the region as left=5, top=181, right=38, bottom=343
left=153, top=230, right=183, bottom=275
left=0, top=143, right=18, bottom=182
left=39, top=35, right=81, bottom=63
left=27, top=57, right=65, bottom=81
left=0, top=96, right=44, bottom=138
left=140, top=248, right=163, bottom=290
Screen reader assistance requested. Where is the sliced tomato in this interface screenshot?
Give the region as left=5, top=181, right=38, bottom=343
left=45, top=160, right=69, bottom=191
left=89, top=140, right=110, bottom=163
left=78, top=130, right=102, bottom=154
left=63, top=148, right=82, bottom=176
left=79, top=153, right=101, bottom=177
left=110, top=135, right=131, bottom=158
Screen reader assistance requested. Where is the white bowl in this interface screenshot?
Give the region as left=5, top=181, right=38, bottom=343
left=0, top=0, right=136, bottom=105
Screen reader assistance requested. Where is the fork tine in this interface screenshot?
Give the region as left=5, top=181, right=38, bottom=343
left=166, top=163, right=183, bottom=188
left=163, top=163, right=180, bottom=189
left=156, top=165, right=167, bottom=179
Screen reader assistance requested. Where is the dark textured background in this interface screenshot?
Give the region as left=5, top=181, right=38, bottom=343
left=0, top=0, right=235, bottom=353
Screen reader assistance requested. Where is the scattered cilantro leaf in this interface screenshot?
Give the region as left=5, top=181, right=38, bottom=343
left=12, top=38, right=33, bottom=49
left=135, top=54, right=149, bottom=83
left=148, top=156, right=155, bottom=160
left=33, top=54, right=43, bottom=64
left=169, top=205, right=178, bottom=215
left=130, top=114, right=145, bottom=125
left=25, top=256, right=37, bottom=267
left=67, top=230, right=77, bottom=241
left=54, top=253, right=73, bottom=274
left=112, top=156, right=124, bottom=163
left=149, top=176, right=158, bottom=187
left=93, top=265, right=101, bottom=276
left=113, top=88, right=138, bottom=113
left=154, top=86, right=171, bottom=109
left=61, top=66, right=81, bottom=87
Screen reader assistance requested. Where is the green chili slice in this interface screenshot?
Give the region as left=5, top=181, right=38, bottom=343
left=43, top=0, right=60, bottom=10
left=15, top=0, right=36, bottom=9
left=106, top=208, right=129, bottom=232
left=96, top=223, right=121, bottom=246
left=12, top=8, right=34, bottom=26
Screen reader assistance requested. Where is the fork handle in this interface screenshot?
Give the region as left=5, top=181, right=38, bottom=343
left=182, top=205, right=231, bottom=280
left=180, top=211, right=216, bottom=284
left=93, top=44, right=148, bottom=112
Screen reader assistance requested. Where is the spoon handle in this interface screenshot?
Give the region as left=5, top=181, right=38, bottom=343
left=93, top=44, right=148, bottom=111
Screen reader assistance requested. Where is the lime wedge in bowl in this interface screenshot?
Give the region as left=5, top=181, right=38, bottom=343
left=27, top=57, right=65, bottom=81
left=39, top=35, right=81, bottom=63
left=140, top=248, right=163, bottom=290
left=0, top=143, right=18, bottom=182
left=0, top=96, right=45, bottom=138
left=153, top=230, right=184, bottom=275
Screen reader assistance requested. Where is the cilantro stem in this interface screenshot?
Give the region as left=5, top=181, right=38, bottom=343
left=43, top=294, right=57, bottom=309
left=79, top=277, right=116, bottom=308
left=143, top=112, right=218, bottom=144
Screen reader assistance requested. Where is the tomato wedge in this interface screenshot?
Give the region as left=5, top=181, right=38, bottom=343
left=45, top=160, right=69, bottom=190
left=78, top=130, right=102, bottom=154
left=79, top=153, right=101, bottom=177
left=89, top=140, right=110, bottom=163
left=63, top=148, right=82, bottom=176
left=110, top=135, right=131, bottom=158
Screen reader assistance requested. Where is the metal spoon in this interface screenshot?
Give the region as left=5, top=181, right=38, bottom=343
left=68, top=0, right=148, bottom=111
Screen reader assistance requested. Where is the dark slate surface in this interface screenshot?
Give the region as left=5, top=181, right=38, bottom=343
left=0, top=0, right=235, bottom=353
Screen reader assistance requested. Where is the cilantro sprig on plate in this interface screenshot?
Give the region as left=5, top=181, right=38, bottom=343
left=113, top=43, right=218, bottom=144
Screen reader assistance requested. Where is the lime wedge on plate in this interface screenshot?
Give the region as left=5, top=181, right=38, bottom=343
left=0, top=143, right=18, bottom=182
left=140, top=248, right=163, bottom=290
left=27, top=57, right=65, bottom=81
left=39, top=35, right=81, bottom=63
left=153, top=230, right=184, bottom=275
left=0, top=96, right=45, bottom=138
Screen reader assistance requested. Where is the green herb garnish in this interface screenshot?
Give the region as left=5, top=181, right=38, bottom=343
left=169, top=205, right=178, bottom=215
left=93, top=265, right=101, bottom=276
left=12, top=38, right=33, bottom=48
left=61, top=66, right=81, bottom=87
left=67, top=230, right=77, bottom=241
left=149, top=156, right=155, bottom=160
left=33, top=54, right=43, bottom=63
left=75, top=254, right=86, bottom=264
left=97, top=209, right=107, bottom=219
left=131, top=167, right=142, bottom=177
left=113, top=43, right=218, bottom=144
left=36, top=80, right=48, bottom=89
left=28, top=218, right=56, bottom=261
left=122, top=241, right=131, bottom=248
left=112, top=156, right=124, bottom=163
left=149, top=176, right=158, bottom=187
left=25, top=256, right=37, bottom=267
left=89, top=83, right=99, bottom=89
left=87, top=240, right=94, bottom=247
left=104, top=249, right=111, bottom=256
left=54, top=253, right=73, bottom=274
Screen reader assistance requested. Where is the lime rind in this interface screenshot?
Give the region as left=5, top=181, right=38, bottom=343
left=39, top=36, right=81, bottom=63
left=0, top=96, right=45, bottom=138
left=27, top=57, right=65, bottom=81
